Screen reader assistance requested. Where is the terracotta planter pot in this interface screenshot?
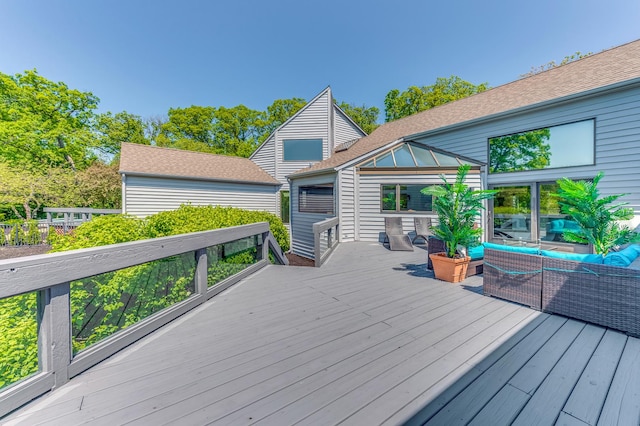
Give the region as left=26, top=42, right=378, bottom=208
left=429, top=252, right=470, bottom=283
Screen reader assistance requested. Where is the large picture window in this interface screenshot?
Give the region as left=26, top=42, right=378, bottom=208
left=299, top=184, right=334, bottom=214
left=381, top=184, right=435, bottom=212
left=489, top=119, right=595, bottom=173
left=283, top=139, right=323, bottom=161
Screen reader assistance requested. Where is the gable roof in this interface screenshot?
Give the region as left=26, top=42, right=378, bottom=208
left=249, top=86, right=367, bottom=159
left=291, top=38, right=640, bottom=177
left=119, top=143, right=281, bottom=186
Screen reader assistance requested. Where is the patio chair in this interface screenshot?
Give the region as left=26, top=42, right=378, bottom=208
left=384, top=217, right=414, bottom=251
left=412, top=217, right=433, bottom=244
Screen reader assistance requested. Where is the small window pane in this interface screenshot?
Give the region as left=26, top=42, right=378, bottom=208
left=393, top=145, right=415, bottom=166
left=381, top=185, right=397, bottom=211
left=411, top=146, right=438, bottom=166
left=283, top=139, right=323, bottom=161
left=299, top=185, right=334, bottom=214
left=433, top=152, right=460, bottom=166
left=375, top=152, right=395, bottom=167
left=400, top=185, right=434, bottom=212
left=380, top=184, right=434, bottom=212
left=280, top=191, right=290, bottom=224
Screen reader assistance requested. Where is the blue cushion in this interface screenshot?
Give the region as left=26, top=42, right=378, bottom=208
left=483, top=242, right=539, bottom=255
left=547, top=220, right=564, bottom=232
left=604, top=252, right=632, bottom=267
left=467, top=245, right=484, bottom=260
left=604, top=245, right=640, bottom=267
left=540, top=250, right=603, bottom=264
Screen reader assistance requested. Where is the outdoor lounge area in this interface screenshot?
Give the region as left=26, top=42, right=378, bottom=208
left=4, top=241, right=640, bottom=425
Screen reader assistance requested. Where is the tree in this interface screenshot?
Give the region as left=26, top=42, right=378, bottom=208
left=156, top=105, right=217, bottom=152
left=337, top=102, right=379, bottom=134
left=0, top=162, right=79, bottom=219
left=0, top=69, right=99, bottom=171
left=521, top=52, right=593, bottom=78
left=76, top=162, right=122, bottom=209
left=489, top=128, right=552, bottom=173
left=95, top=111, right=149, bottom=157
left=384, top=76, right=489, bottom=122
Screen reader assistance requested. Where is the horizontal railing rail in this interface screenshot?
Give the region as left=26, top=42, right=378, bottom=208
left=312, top=217, right=340, bottom=267
left=0, top=222, right=285, bottom=418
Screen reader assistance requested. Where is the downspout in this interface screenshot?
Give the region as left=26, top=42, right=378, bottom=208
left=121, top=173, right=127, bottom=214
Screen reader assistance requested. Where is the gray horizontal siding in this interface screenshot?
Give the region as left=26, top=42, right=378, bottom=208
left=415, top=85, right=640, bottom=219
left=277, top=91, right=330, bottom=184
left=338, top=168, right=356, bottom=241
left=334, top=108, right=365, bottom=147
left=124, top=176, right=278, bottom=218
left=250, top=135, right=276, bottom=178
left=290, top=174, right=337, bottom=259
left=356, top=172, right=481, bottom=242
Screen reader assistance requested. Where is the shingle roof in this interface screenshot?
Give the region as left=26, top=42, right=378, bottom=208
left=292, top=39, right=640, bottom=177
left=119, top=143, right=281, bottom=186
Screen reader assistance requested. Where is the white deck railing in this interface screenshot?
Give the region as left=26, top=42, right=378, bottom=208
left=0, top=222, right=287, bottom=417
left=312, top=217, right=340, bottom=267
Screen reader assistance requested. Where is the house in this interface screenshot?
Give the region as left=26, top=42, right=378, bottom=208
left=288, top=39, right=640, bottom=258
left=119, top=143, right=281, bottom=217
left=119, top=87, right=366, bottom=223
left=249, top=86, right=366, bottom=223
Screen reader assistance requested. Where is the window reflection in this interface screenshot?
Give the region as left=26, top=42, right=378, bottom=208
left=489, top=119, right=594, bottom=173
left=493, top=186, right=532, bottom=241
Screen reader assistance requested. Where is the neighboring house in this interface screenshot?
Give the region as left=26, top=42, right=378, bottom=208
left=119, top=86, right=366, bottom=224
left=250, top=86, right=366, bottom=223
left=119, top=143, right=281, bottom=217
left=288, top=39, right=640, bottom=259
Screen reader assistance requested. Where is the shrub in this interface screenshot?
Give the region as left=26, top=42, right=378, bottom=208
left=49, top=214, right=147, bottom=252
left=146, top=205, right=289, bottom=252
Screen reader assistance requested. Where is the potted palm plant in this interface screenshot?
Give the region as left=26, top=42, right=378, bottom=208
left=555, top=171, right=640, bottom=254
left=421, top=164, right=497, bottom=282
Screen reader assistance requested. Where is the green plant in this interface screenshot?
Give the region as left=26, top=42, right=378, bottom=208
left=421, top=165, right=497, bottom=258
left=555, top=172, right=640, bottom=255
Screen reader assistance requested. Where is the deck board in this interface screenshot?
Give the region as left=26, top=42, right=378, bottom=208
left=4, top=242, right=640, bottom=426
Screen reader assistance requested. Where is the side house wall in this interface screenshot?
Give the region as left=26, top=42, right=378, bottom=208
left=415, top=85, right=640, bottom=225
left=290, top=173, right=337, bottom=259
left=334, top=108, right=365, bottom=147
left=123, top=175, right=279, bottom=218
left=355, top=170, right=482, bottom=242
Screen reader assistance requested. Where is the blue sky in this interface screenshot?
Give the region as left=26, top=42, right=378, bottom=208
left=1, top=0, right=638, bottom=122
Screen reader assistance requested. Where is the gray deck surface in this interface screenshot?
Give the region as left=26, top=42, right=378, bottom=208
left=5, top=242, right=640, bottom=425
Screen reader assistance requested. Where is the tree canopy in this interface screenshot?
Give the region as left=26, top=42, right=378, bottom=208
left=0, top=70, right=100, bottom=170
left=384, top=76, right=489, bottom=122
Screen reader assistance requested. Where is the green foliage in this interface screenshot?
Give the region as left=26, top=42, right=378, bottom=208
left=521, top=51, right=593, bottom=78
left=384, top=76, right=489, bottom=122
left=95, top=111, right=149, bottom=157
left=554, top=172, right=640, bottom=255
left=489, top=128, right=551, bottom=173
left=336, top=101, right=379, bottom=134
left=146, top=204, right=289, bottom=252
left=422, top=165, right=497, bottom=258
left=0, top=293, right=38, bottom=389
left=8, top=224, right=26, bottom=245
left=0, top=69, right=99, bottom=170
left=49, top=214, right=146, bottom=252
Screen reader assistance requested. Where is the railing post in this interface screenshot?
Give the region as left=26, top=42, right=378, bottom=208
left=261, top=232, right=269, bottom=261
left=195, top=248, right=208, bottom=299
left=38, top=282, right=72, bottom=388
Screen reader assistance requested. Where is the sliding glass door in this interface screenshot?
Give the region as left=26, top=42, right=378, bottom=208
left=492, top=185, right=532, bottom=242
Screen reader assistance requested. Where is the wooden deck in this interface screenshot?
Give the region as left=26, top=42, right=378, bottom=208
left=4, top=242, right=640, bottom=425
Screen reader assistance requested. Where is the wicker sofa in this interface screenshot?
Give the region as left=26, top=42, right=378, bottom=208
left=483, top=243, right=640, bottom=337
